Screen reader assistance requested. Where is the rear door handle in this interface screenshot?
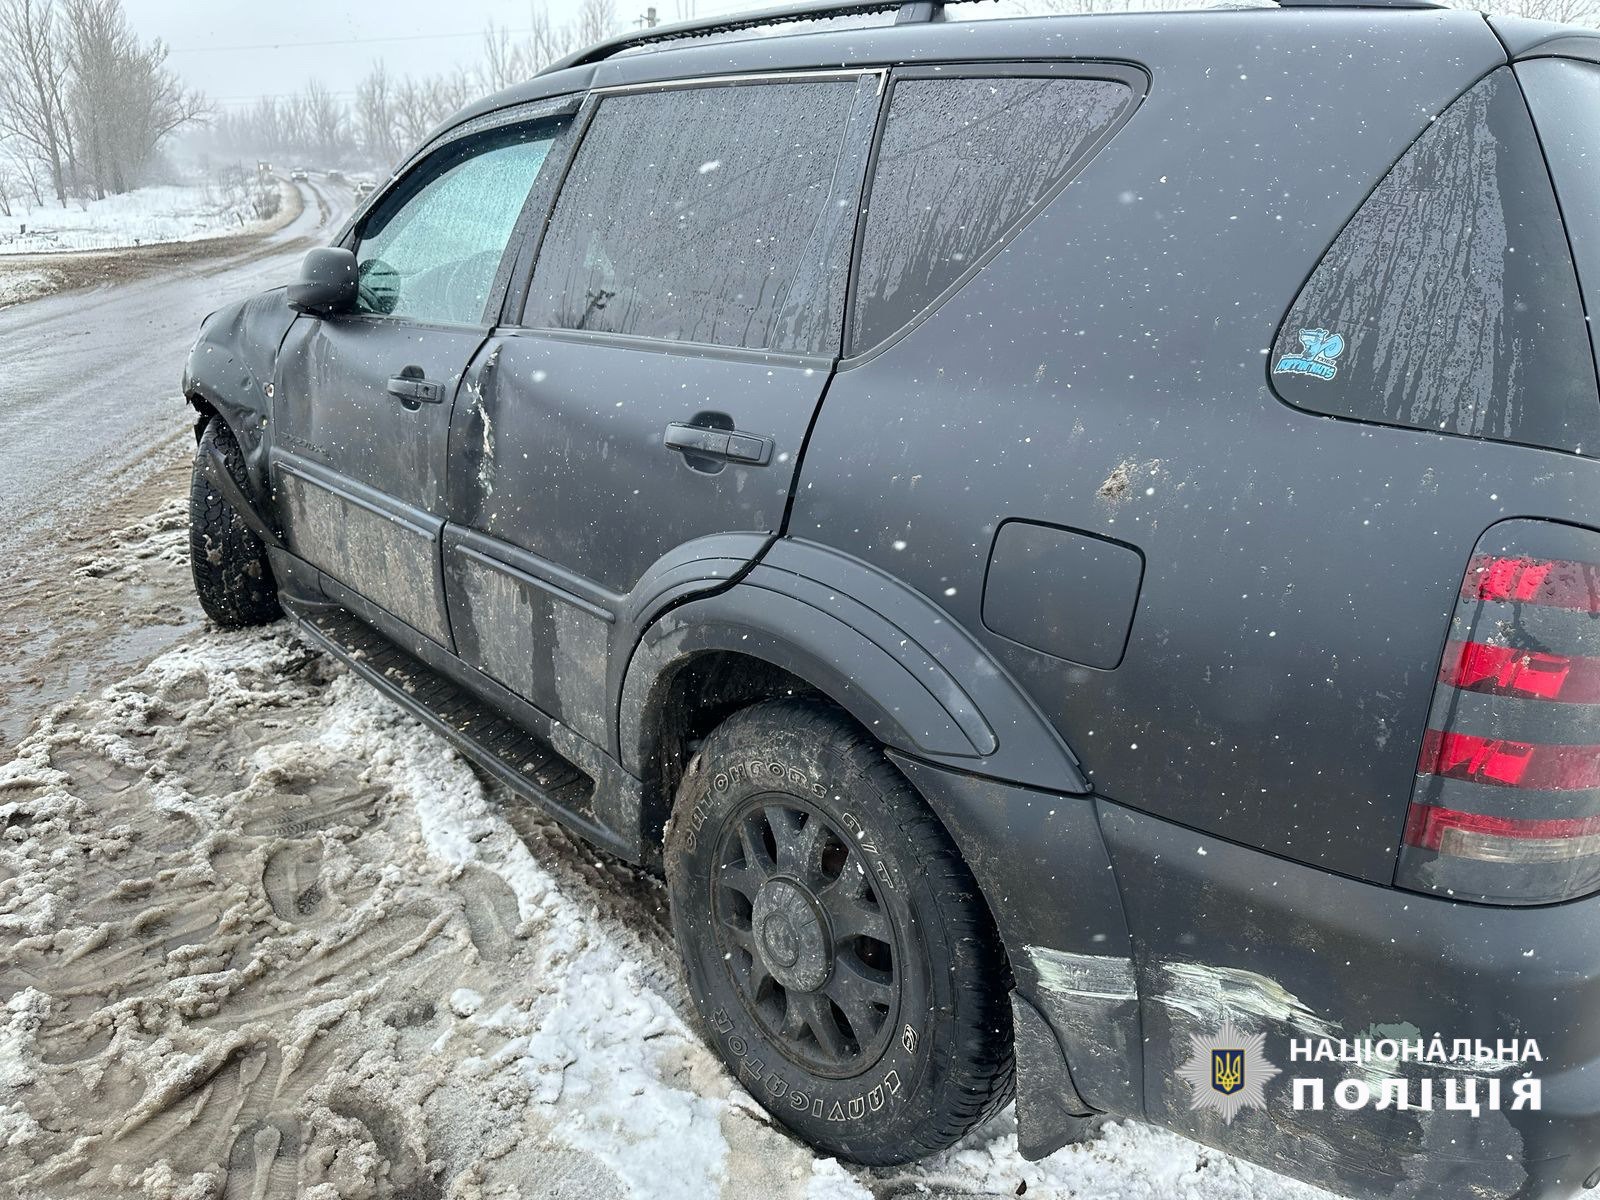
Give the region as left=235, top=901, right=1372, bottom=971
left=386, top=375, right=445, bottom=404
left=663, top=423, right=772, bottom=465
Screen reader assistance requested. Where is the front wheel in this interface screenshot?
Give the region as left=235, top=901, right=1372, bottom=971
left=188, top=419, right=281, bottom=628
left=665, top=700, right=1013, bottom=1165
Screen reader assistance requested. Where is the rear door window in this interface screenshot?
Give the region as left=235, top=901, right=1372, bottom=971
left=1519, top=58, right=1600, bottom=395
left=1270, top=68, right=1600, bottom=455
left=523, top=76, right=872, bottom=356
left=849, top=72, right=1135, bottom=354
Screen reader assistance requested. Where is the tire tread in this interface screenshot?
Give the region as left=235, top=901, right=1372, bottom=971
left=188, top=419, right=281, bottom=627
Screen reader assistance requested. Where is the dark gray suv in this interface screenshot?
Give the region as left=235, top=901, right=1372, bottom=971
left=182, top=2, right=1600, bottom=1195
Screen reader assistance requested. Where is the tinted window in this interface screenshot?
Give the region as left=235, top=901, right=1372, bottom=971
left=1271, top=69, right=1600, bottom=454
left=525, top=78, right=868, bottom=354
left=850, top=75, right=1132, bottom=352
left=355, top=126, right=555, bottom=325
left=1520, top=58, right=1600, bottom=392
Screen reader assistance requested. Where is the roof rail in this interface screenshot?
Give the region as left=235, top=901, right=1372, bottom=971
left=538, top=0, right=989, bottom=75
left=536, top=0, right=1449, bottom=75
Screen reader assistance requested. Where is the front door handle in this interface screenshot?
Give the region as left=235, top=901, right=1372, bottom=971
left=663, top=423, right=772, bottom=465
left=387, top=374, right=445, bottom=405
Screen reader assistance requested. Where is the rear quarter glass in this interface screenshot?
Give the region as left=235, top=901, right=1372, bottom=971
left=849, top=74, right=1132, bottom=354
left=1269, top=67, right=1600, bottom=455
left=1520, top=57, right=1600, bottom=398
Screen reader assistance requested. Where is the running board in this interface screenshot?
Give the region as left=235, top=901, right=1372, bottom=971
left=288, top=606, right=634, bottom=857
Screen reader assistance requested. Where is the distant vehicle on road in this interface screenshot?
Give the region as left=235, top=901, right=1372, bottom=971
left=290, top=168, right=309, bottom=182
left=327, top=169, right=345, bottom=184
left=352, top=180, right=374, bottom=200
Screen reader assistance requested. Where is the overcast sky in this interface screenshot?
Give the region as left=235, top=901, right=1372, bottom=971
left=125, top=0, right=753, bottom=111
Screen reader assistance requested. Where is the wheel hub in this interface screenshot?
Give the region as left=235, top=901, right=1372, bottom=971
left=711, top=799, right=901, bottom=1075
left=751, top=878, right=830, bottom=992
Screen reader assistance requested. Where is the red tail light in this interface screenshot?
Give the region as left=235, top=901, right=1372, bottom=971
left=1462, top=553, right=1600, bottom=611
left=1398, top=522, right=1600, bottom=905
left=1440, top=640, right=1600, bottom=703
left=1418, top=729, right=1600, bottom=791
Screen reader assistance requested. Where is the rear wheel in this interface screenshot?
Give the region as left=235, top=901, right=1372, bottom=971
left=665, top=700, right=1013, bottom=1165
left=188, top=419, right=281, bottom=627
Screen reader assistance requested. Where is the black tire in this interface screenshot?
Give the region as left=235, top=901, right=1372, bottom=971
left=188, top=419, right=281, bottom=627
left=665, top=699, right=1014, bottom=1165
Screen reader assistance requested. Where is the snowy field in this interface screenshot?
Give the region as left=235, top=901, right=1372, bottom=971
left=0, top=501, right=1338, bottom=1200
left=0, top=181, right=284, bottom=256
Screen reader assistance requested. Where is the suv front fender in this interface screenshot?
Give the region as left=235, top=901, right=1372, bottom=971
left=182, top=287, right=298, bottom=502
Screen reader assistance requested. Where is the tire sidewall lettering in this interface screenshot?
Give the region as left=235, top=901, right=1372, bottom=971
left=679, top=755, right=900, bottom=897
left=712, top=1004, right=910, bottom=1124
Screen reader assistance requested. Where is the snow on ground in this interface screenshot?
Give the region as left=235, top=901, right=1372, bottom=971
left=0, top=512, right=1338, bottom=1199
left=0, top=267, right=60, bottom=307
left=0, top=181, right=282, bottom=256
left=0, top=268, right=61, bottom=308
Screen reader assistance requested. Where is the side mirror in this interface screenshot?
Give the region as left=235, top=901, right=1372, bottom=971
left=287, top=247, right=358, bottom=315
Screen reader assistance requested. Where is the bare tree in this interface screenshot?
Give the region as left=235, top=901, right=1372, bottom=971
left=62, top=0, right=203, bottom=197
left=302, top=79, right=347, bottom=165
left=189, top=8, right=621, bottom=174
left=1468, top=0, right=1600, bottom=23
left=577, top=0, right=619, bottom=47
left=355, top=61, right=401, bottom=166
left=0, top=0, right=72, bottom=204
left=480, top=20, right=532, bottom=93
left=528, top=1, right=580, bottom=69
left=281, top=93, right=310, bottom=153
left=392, top=76, right=443, bottom=149
left=9, top=143, right=47, bottom=204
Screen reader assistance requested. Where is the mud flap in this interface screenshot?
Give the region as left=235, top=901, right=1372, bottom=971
left=200, top=436, right=283, bottom=550
left=1012, top=992, right=1101, bottom=1161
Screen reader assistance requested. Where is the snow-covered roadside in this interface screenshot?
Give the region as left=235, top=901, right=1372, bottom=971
left=0, top=181, right=291, bottom=256
left=0, top=178, right=306, bottom=310
left=0, top=619, right=1339, bottom=1200
left=0, top=268, right=60, bottom=308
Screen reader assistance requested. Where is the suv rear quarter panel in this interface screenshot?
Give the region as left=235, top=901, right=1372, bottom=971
left=787, top=11, right=1592, bottom=883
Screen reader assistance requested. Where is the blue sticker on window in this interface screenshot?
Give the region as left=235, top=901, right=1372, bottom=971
left=1275, top=329, right=1345, bottom=381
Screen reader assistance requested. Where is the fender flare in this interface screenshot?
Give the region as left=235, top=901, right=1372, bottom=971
left=618, top=538, right=1089, bottom=793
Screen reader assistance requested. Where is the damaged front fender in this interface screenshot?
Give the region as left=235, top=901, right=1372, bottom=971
left=181, top=285, right=299, bottom=502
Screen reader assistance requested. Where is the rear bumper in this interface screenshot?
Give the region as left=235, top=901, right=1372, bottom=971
left=1098, top=802, right=1600, bottom=1200
left=879, top=757, right=1600, bottom=1196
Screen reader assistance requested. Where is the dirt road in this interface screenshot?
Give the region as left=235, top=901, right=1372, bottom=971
left=0, top=178, right=351, bottom=747
left=0, top=176, right=347, bottom=564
